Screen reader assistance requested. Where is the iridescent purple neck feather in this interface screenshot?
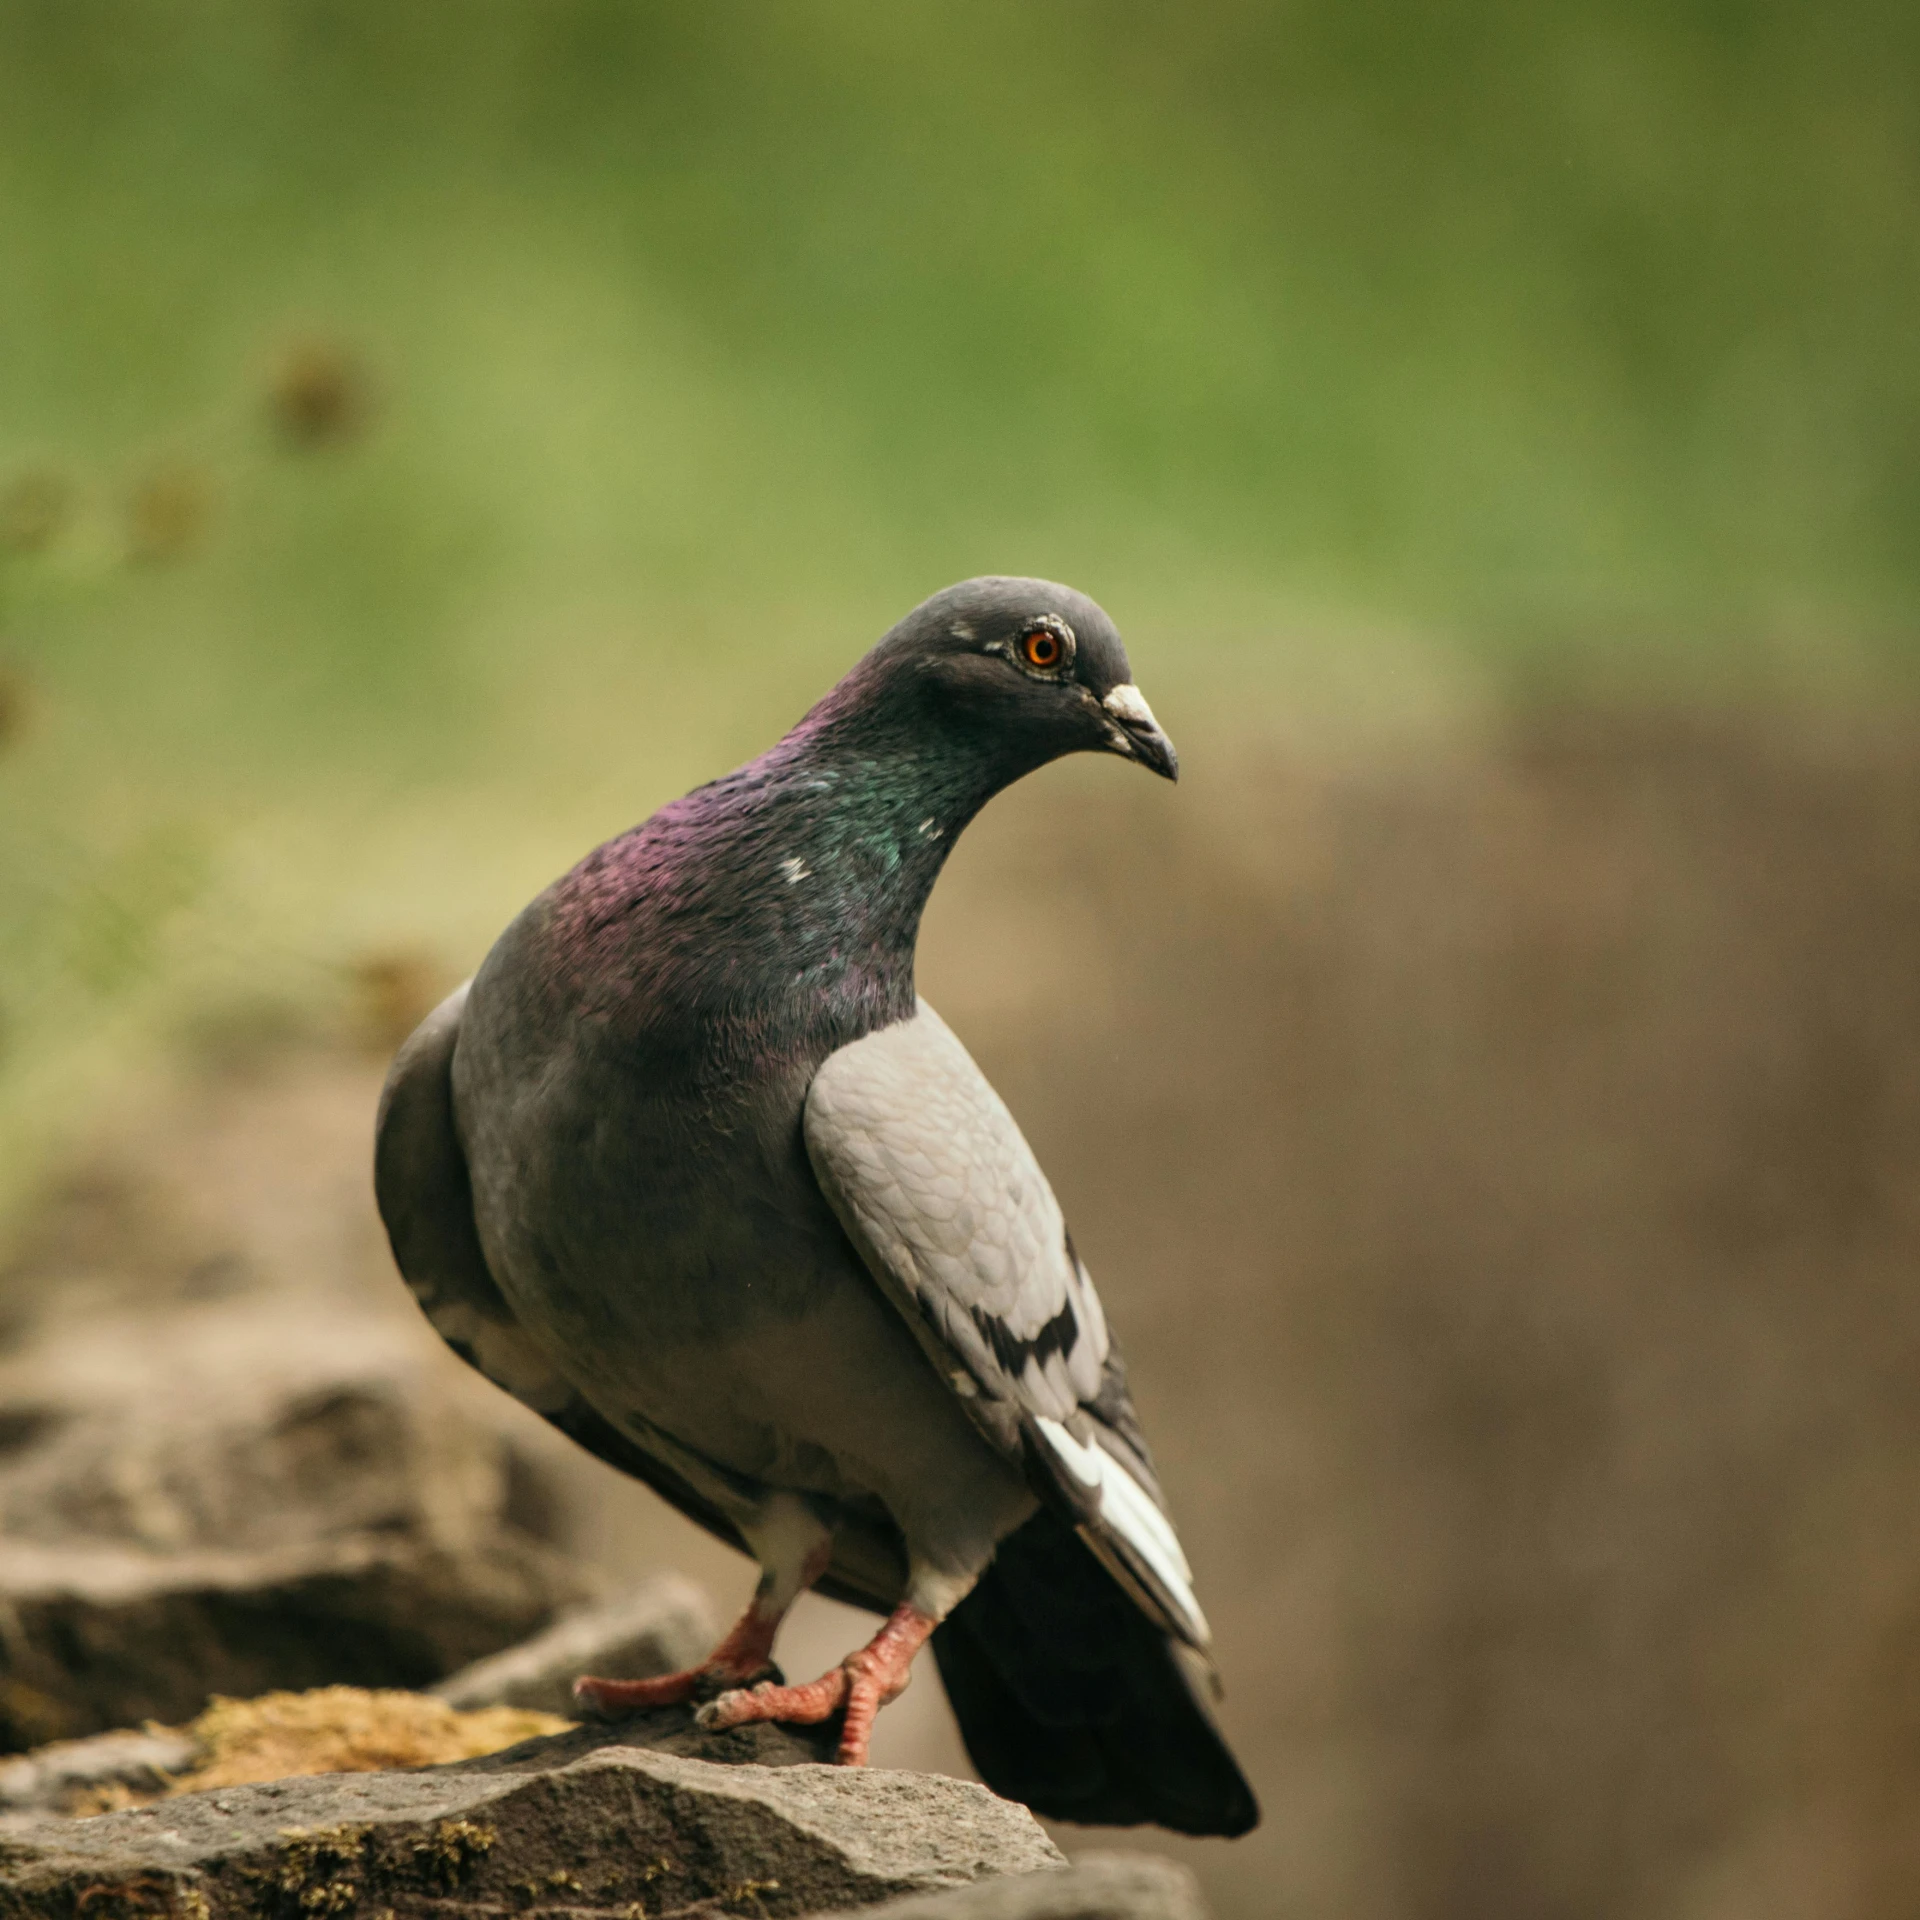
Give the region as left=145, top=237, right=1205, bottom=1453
left=537, top=648, right=1048, bottom=1066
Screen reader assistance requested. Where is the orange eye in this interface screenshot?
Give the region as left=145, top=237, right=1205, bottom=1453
left=1021, top=627, right=1063, bottom=670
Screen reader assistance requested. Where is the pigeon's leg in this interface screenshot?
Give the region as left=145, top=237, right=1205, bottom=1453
left=694, top=1601, right=941, bottom=1766
left=573, top=1497, right=833, bottom=1715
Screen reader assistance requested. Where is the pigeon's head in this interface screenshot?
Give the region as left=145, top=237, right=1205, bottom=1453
left=867, top=576, right=1178, bottom=784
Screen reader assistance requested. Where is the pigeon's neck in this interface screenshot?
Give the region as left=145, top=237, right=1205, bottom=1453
left=576, top=693, right=1026, bottom=1050
left=705, top=707, right=1009, bottom=965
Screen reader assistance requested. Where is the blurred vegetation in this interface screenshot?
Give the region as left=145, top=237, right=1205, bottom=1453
left=0, top=0, right=1916, bottom=1206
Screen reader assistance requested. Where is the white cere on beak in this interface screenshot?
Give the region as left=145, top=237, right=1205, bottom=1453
left=1102, top=683, right=1161, bottom=732
left=780, top=856, right=811, bottom=885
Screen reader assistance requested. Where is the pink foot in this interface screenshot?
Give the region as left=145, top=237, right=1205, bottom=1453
left=574, top=1666, right=747, bottom=1713
left=695, top=1604, right=937, bottom=1765
left=573, top=1599, right=782, bottom=1715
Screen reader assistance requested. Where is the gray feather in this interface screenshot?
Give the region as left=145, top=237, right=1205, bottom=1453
left=805, top=1001, right=1210, bottom=1649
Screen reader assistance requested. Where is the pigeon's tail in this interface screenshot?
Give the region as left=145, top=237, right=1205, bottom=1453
left=931, top=1508, right=1259, bottom=1837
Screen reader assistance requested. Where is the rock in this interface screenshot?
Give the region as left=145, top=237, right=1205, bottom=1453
left=0, top=1534, right=589, bottom=1752
left=0, top=1688, right=571, bottom=1822
left=431, top=1573, right=716, bottom=1716
left=0, top=1295, right=592, bottom=1749
left=817, top=1854, right=1210, bottom=1919
left=0, top=1727, right=199, bottom=1821
left=472, top=1701, right=845, bottom=1771
left=0, top=1717, right=1065, bottom=1918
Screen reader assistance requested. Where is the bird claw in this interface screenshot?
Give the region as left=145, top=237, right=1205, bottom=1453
left=573, top=1660, right=780, bottom=1718
left=695, top=1667, right=852, bottom=1735
left=599, top=1604, right=935, bottom=1764
left=573, top=1670, right=699, bottom=1716
left=691, top=1606, right=934, bottom=1765
left=573, top=1596, right=791, bottom=1719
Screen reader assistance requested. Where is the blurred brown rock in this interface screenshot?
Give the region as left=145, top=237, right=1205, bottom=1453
left=0, top=1725, right=198, bottom=1821
left=0, top=1295, right=592, bottom=1751
left=818, top=1857, right=1209, bottom=1920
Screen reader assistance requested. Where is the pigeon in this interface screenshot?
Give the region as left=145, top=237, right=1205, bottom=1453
left=374, top=576, right=1259, bottom=1837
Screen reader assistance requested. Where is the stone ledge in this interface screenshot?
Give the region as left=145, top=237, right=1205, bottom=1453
left=814, top=1852, right=1209, bottom=1919
left=0, top=1717, right=1064, bottom=1919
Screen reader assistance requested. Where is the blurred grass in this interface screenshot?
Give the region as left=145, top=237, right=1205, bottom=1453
left=0, top=0, right=1916, bottom=1208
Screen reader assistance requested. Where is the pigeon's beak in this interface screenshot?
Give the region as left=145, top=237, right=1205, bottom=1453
left=1100, top=684, right=1180, bottom=782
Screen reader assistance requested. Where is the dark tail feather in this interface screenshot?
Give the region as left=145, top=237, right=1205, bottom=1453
left=931, top=1508, right=1259, bottom=1838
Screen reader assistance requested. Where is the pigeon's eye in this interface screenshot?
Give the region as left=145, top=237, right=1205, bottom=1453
left=1020, top=626, right=1065, bottom=671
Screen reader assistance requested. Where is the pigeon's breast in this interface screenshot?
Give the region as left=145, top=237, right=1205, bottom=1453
left=446, top=908, right=971, bottom=1507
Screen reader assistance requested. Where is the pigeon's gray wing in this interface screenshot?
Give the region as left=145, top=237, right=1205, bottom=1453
left=804, top=999, right=1210, bottom=1652
left=375, top=983, right=906, bottom=1612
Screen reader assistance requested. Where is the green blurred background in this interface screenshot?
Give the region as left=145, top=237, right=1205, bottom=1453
left=5, top=9, right=1920, bottom=1916
left=3, top=0, right=1916, bottom=1196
